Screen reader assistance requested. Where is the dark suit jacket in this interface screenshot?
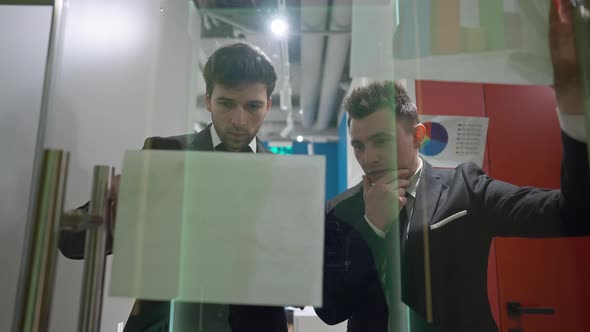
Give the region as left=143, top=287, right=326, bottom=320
left=59, top=124, right=288, bottom=332
left=316, top=133, right=590, bottom=332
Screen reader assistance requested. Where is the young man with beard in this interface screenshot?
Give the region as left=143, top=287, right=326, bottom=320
left=60, top=42, right=288, bottom=332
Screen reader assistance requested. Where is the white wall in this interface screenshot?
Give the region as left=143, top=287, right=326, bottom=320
left=0, top=5, right=52, bottom=331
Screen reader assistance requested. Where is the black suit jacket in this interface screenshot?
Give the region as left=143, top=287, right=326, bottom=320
left=316, top=133, right=590, bottom=332
left=59, top=124, right=288, bottom=332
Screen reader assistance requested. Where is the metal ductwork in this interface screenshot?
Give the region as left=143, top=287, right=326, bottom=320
left=299, top=0, right=329, bottom=128
left=313, top=0, right=352, bottom=131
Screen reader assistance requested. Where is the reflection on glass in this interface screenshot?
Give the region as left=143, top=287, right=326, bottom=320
left=16, top=0, right=586, bottom=331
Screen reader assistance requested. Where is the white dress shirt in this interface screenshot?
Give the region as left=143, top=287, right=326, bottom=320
left=210, top=124, right=258, bottom=153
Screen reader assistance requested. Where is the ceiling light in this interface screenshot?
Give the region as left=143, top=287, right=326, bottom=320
left=270, top=18, right=288, bottom=38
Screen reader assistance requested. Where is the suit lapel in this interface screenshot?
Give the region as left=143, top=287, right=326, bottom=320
left=256, top=138, right=270, bottom=153
left=411, top=161, right=443, bottom=229
left=190, top=124, right=215, bottom=151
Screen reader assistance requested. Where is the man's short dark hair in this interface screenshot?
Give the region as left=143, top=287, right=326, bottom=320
left=203, top=42, right=278, bottom=98
left=345, top=81, right=420, bottom=131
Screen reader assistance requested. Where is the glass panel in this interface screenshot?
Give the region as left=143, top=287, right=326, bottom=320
left=45, top=1, right=205, bottom=330
left=44, top=0, right=330, bottom=331
left=8, top=0, right=586, bottom=331
left=0, top=4, right=53, bottom=331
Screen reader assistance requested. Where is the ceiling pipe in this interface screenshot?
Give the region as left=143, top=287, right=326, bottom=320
left=276, top=0, right=295, bottom=138
left=280, top=109, right=294, bottom=138
left=313, top=0, right=352, bottom=131
left=299, top=0, right=329, bottom=128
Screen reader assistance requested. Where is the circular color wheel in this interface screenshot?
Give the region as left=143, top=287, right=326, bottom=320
left=419, top=122, right=448, bottom=156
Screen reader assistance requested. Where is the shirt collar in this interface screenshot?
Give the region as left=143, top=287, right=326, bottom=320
left=406, top=158, right=423, bottom=198
left=210, top=124, right=257, bottom=153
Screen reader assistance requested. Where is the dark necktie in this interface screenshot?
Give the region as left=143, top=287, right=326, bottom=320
left=400, top=191, right=429, bottom=322
left=215, top=143, right=254, bottom=153
left=399, top=192, right=411, bottom=257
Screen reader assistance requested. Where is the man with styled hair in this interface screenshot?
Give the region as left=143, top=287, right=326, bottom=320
left=316, top=2, right=589, bottom=331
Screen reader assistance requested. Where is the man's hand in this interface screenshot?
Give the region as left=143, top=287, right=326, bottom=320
left=363, top=169, right=411, bottom=232
left=550, top=0, right=582, bottom=115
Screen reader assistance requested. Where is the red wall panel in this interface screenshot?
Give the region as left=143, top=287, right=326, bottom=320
left=494, top=237, right=590, bottom=332
left=416, top=81, right=564, bottom=329
left=415, top=80, right=489, bottom=173
left=483, top=84, right=562, bottom=189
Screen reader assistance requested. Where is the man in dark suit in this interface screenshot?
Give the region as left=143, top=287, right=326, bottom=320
left=59, top=42, right=288, bottom=332
left=316, top=2, right=589, bottom=331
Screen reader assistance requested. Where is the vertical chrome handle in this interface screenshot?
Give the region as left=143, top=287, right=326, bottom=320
left=13, top=149, right=70, bottom=332
left=77, top=166, right=113, bottom=332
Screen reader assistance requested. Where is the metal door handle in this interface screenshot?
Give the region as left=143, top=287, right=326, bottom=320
left=13, top=150, right=69, bottom=332
left=507, top=301, right=555, bottom=317
left=12, top=149, right=114, bottom=332
left=76, top=165, right=114, bottom=332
